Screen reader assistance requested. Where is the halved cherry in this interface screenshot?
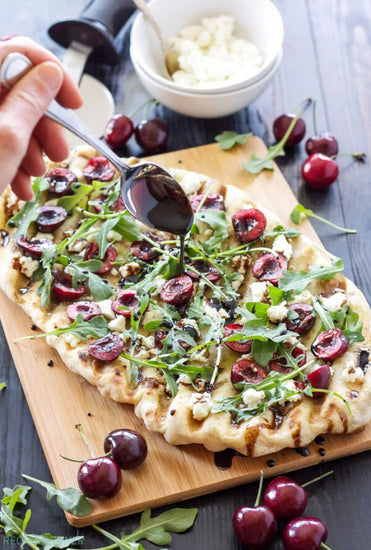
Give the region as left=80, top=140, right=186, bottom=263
left=46, top=167, right=77, bottom=196
left=231, top=358, right=267, bottom=385
left=37, top=206, right=67, bottom=232
left=186, top=260, right=219, bottom=282
left=285, top=303, right=316, bottom=335
left=190, top=193, right=225, bottom=212
left=252, top=252, right=288, bottom=286
left=161, top=275, right=193, bottom=306
left=232, top=208, right=267, bottom=243
left=83, top=242, right=117, bottom=274
left=307, top=364, right=331, bottom=398
left=112, top=195, right=125, bottom=212
left=224, top=324, right=252, bottom=354
left=83, top=156, right=115, bottom=182
left=67, top=301, right=102, bottom=321
left=52, top=273, right=85, bottom=302
left=88, top=333, right=124, bottom=361
left=112, top=290, right=139, bottom=317
left=311, top=328, right=349, bottom=360
left=17, top=236, right=52, bottom=259
left=155, top=329, right=168, bottom=349
left=130, top=236, right=160, bottom=262
left=269, top=346, right=306, bottom=374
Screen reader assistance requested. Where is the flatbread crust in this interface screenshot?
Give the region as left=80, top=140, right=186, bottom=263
left=0, top=146, right=370, bottom=457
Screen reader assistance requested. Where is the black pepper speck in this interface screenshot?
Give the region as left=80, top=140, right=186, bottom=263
left=267, top=459, right=276, bottom=467
left=318, top=448, right=326, bottom=457
left=47, top=360, right=53, bottom=367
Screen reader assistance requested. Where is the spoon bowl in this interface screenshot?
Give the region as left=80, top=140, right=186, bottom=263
left=0, top=52, right=193, bottom=235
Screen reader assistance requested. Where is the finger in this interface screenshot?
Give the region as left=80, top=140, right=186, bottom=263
left=0, top=36, right=83, bottom=108
left=34, top=116, right=69, bottom=162
left=21, top=135, right=45, bottom=177
left=10, top=166, right=34, bottom=201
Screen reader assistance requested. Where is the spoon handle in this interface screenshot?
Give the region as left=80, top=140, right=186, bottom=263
left=0, top=52, right=128, bottom=171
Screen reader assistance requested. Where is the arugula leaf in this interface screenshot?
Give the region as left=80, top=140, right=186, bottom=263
left=313, top=301, right=364, bottom=344
left=290, top=203, right=356, bottom=234
left=264, top=225, right=301, bottom=239
left=251, top=340, right=277, bottom=367
left=0, top=484, right=84, bottom=549
left=0, top=382, right=6, bottom=391
left=313, top=300, right=333, bottom=330
left=68, top=261, right=113, bottom=301
left=57, top=182, right=92, bottom=211
left=268, top=286, right=284, bottom=305
left=112, top=213, right=143, bottom=242
left=97, top=217, right=119, bottom=258
left=9, top=177, right=49, bottom=238
left=340, top=307, right=364, bottom=344
left=194, top=209, right=229, bottom=252
left=21, top=474, right=91, bottom=517
left=278, top=257, right=344, bottom=294
left=14, top=314, right=109, bottom=342
left=215, top=131, right=252, bottom=150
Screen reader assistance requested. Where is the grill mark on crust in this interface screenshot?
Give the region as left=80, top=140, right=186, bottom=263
left=324, top=401, right=349, bottom=433
left=244, top=426, right=259, bottom=456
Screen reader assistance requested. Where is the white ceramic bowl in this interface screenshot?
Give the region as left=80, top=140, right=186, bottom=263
left=131, top=48, right=282, bottom=118
left=130, top=0, right=284, bottom=95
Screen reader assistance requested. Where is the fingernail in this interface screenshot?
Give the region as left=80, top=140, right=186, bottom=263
left=37, top=62, right=63, bottom=92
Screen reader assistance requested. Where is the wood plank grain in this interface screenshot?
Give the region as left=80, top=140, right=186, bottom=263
left=1, top=140, right=370, bottom=528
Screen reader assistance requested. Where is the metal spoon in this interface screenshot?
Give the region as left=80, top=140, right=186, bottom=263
left=0, top=52, right=192, bottom=235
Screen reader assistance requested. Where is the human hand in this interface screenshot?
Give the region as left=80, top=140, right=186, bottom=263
left=0, top=36, right=83, bottom=200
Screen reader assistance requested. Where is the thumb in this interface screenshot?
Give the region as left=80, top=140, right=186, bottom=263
left=1, top=61, right=63, bottom=137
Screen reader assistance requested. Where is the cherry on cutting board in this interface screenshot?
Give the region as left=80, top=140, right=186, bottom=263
left=273, top=114, right=306, bottom=147
left=302, top=154, right=339, bottom=190
left=282, top=517, right=330, bottom=550
left=77, top=456, right=122, bottom=499
left=104, top=429, right=148, bottom=470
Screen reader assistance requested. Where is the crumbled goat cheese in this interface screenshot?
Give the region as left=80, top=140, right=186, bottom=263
left=267, top=302, right=289, bottom=323
left=250, top=281, right=268, bottom=303
left=176, top=172, right=203, bottom=195
left=170, top=15, right=264, bottom=89
left=19, top=256, right=39, bottom=278
left=68, top=240, right=87, bottom=253
left=191, top=392, right=213, bottom=420
left=119, top=262, right=141, bottom=279
left=111, top=268, right=118, bottom=276
left=6, top=190, right=18, bottom=209
left=242, top=388, right=265, bottom=408
left=281, top=380, right=301, bottom=403
left=177, top=373, right=192, bottom=385
left=107, top=230, right=123, bottom=241
left=320, top=290, right=347, bottom=312
left=35, top=232, right=54, bottom=242
left=203, top=301, right=221, bottom=322
left=97, top=299, right=115, bottom=320
left=272, top=234, right=293, bottom=261
left=64, top=333, right=81, bottom=348
left=231, top=273, right=244, bottom=290
left=108, top=316, right=127, bottom=333
left=290, top=290, right=313, bottom=304
left=342, top=365, right=364, bottom=383
left=143, top=308, right=163, bottom=325
left=137, top=334, right=155, bottom=350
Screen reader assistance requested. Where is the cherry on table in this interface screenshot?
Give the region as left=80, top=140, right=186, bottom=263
left=273, top=114, right=306, bottom=147
left=311, top=328, right=349, bottom=360
left=134, top=118, right=168, bottom=153
left=224, top=323, right=252, bottom=354
left=305, top=132, right=339, bottom=157
left=302, top=154, right=339, bottom=190
left=77, top=456, right=122, bottom=499
left=263, top=475, right=308, bottom=521
left=232, top=208, right=267, bottom=243
left=104, top=114, right=134, bottom=148
left=231, top=358, right=267, bottom=385
left=160, top=274, right=193, bottom=306
left=104, top=429, right=148, bottom=470
left=282, top=517, right=329, bottom=550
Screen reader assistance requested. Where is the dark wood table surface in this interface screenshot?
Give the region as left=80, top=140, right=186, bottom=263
left=1, top=1, right=370, bottom=548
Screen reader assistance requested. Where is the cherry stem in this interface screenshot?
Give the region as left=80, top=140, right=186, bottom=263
left=321, top=543, right=332, bottom=550
left=76, top=423, right=95, bottom=458
left=59, top=453, right=84, bottom=463
left=301, top=470, right=334, bottom=488
left=333, top=152, right=366, bottom=161
left=312, top=99, right=318, bottom=136
left=128, top=97, right=158, bottom=120
left=309, top=212, right=356, bottom=234
left=254, top=470, right=264, bottom=507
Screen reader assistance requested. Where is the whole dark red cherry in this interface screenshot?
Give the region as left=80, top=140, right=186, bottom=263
left=52, top=273, right=85, bottom=302
left=311, top=328, right=349, bottom=360
left=77, top=456, right=122, bottom=498
left=282, top=517, right=328, bottom=550
left=88, top=332, right=124, bottom=361
left=305, top=132, right=339, bottom=157
left=17, top=236, right=52, bottom=259
left=302, top=154, right=339, bottom=190
left=83, top=156, right=115, bottom=182
left=232, top=208, right=267, bottom=243
left=112, top=290, right=139, bottom=318
left=37, top=205, right=67, bottom=232
left=231, top=358, right=267, bottom=385
left=307, top=364, right=332, bottom=397
left=273, top=114, right=306, bottom=147
left=46, top=167, right=77, bottom=196
left=263, top=476, right=308, bottom=521
left=134, top=118, right=168, bottom=153
left=104, top=114, right=134, bottom=148
left=252, top=252, right=287, bottom=286
left=83, top=242, right=117, bottom=274
left=190, top=193, right=225, bottom=212
left=66, top=301, right=102, bottom=322
left=104, top=429, right=148, bottom=470
left=224, top=324, right=252, bottom=354
left=233, top=505, right=277, bottom=550
left=160, top=275, right=193, bottom=306
left=285, top=303, right=316, bottom=335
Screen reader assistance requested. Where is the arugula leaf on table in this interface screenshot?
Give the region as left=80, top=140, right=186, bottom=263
left=0, top=484, right=83, bottom=549
left=21, top=474, right=91, bottom=517
left=14, top=314, right=109, bottom=342
left=193, top=209, right=229, bottom=252
left=278, top=256, right=344, bottom=294
left=215, top=131, right=252, bottom=150
left=8, top=177, right=49, bottom=238
left=0, top=382, right=6, bottom=391
left=264, top=225, right=301, bottom=239
left=290, top=203, right=357, bottom=234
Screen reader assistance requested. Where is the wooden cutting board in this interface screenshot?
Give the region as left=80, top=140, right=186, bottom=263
left=1, top=138, right=371, bottom=527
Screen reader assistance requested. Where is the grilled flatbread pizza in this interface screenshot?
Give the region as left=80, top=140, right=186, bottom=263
left=0, top=146, right=370, bottom=457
